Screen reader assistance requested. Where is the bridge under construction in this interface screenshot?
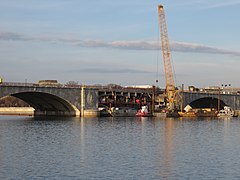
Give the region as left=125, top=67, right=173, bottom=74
left=0, top=82, right=240, bottom=117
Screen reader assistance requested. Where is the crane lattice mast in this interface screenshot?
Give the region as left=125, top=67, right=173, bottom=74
left=158, top=5, right=176, bottom=110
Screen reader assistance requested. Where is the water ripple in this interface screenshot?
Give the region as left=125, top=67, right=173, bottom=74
left=0, top=116, right=240, bottom=179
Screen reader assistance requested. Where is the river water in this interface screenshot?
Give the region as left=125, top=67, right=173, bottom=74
left=1, top=116, right=240, bottom=179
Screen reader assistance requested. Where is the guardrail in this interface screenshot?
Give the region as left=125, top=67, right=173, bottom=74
left=183, top=90, right=240, bottom=95
left=0, top=82, right=88, bottom=89
left=0, top=82, right=36, bottom=86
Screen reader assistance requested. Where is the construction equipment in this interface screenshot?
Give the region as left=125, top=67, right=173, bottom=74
left=157, top=4, right=177, bottom=110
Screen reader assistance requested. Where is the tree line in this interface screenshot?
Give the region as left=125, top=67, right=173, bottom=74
left=0, top=96, right=30, bottom=107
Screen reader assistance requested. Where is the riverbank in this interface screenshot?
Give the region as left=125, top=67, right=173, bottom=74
left=0, top=107, right=34, bottom=116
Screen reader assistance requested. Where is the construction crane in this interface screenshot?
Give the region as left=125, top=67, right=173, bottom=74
left=157, top=4, right=177, bottom=111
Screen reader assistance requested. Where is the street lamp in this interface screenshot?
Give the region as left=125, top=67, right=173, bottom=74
left=221, top=84, right=231, bottom=94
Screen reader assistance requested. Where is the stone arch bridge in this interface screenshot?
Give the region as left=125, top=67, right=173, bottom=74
left=182, top=91, right=240, bottom=111
left=0, top=83, right=98, bottom=117
left=1, top=83, right=240, bottom=116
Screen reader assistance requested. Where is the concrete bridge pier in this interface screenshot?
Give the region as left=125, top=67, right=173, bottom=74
left=80, top=86, right=99, bottom=117
left=82, top=109, right=100, bottom=117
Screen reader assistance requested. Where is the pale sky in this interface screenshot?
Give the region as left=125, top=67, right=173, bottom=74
left=1, top=0, right=240, bottom=88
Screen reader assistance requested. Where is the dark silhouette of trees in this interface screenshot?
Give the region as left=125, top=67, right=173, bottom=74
left=0, top=96, right=30, bottom=107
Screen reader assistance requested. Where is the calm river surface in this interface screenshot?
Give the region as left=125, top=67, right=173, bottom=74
left=1, top=116, right=240, bottom=179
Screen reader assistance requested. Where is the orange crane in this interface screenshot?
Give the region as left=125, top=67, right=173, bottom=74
left=157, top=5, right=177, bottom=110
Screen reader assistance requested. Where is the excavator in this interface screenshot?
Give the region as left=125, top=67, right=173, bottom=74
left=157, top=5, right=178, bottom=111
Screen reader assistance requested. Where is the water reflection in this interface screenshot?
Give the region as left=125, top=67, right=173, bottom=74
left=0, top=116, right=240, bottom=179
left=161, top=118, right=174, bottom=178
left=80, top=117, right=86, bottom=163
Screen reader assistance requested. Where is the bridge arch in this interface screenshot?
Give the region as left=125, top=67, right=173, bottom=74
left=189, top=97, right=227, bottom=110
left=10, top=91, right=80, bottom=116
left=182, top=92, right=240, bottom=111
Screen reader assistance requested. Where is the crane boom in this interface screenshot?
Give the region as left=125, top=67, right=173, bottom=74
left=157, top=5, right=176, bottom=110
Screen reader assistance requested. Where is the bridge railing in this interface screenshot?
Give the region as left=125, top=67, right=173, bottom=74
left=183, top=90, right=240, bottom=95
left=0, top=82, right=66, bottom=88
left=0, top=82, right=37, bottom=87
left=0, top=82, right=86, bottom=88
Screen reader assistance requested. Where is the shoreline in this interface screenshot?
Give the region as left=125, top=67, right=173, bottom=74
left=0, top=107, right=34, bottom=116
